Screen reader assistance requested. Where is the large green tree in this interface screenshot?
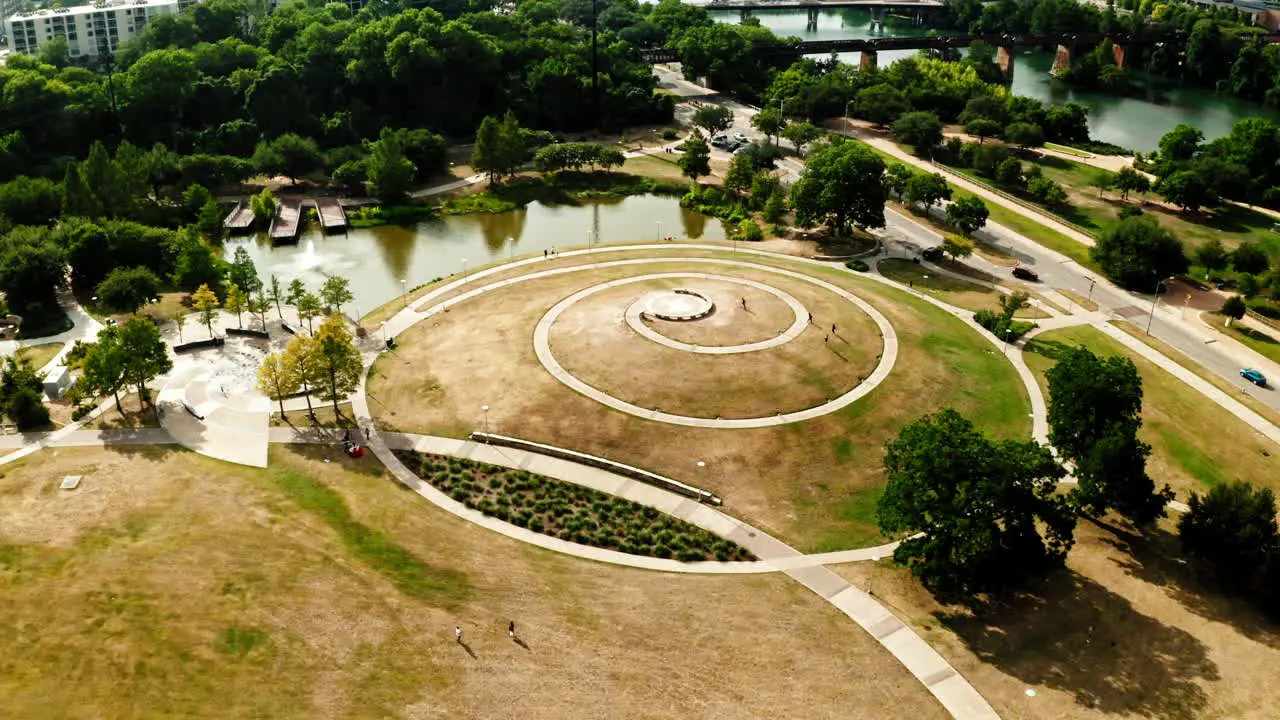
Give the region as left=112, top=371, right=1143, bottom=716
left=1089, top=215, right=1188, bottom=290
left=876, top=408, right=1075, bottom=594
left=96, top=267, right=161, bottom=315
left=1179, top=481, right=1278, bottom=590
left=118, top=316, right=172, bottom=407
left=1045, top=346, right=1173, bottom=523
left=790, top=139, right=886, bottom=236
left=365, top=127, right=417, bottom=204
left=310, top=314, right=363, bottom=416
left=892, top=111, right=943, bottom=154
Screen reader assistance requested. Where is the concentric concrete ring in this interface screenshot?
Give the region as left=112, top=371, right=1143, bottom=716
left=624, top=274, right=808, bottom=355
left=645, top=288, right=714, bottom=321
left=534, top=267, right=898, bottom=429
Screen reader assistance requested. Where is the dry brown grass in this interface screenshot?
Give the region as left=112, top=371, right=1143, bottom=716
left=270, top=402, right=356, bottom=429
left=877, top=259, right=1048, bottom=319
left=368, top=250, right=1032, bottom=551
left=0, top=445, right=949, bottom=720
left=833, top=518, right=1280, bottom=720
left=551, top=275, right=881, bottom=418
left=81, top=392, right=161, bottom=430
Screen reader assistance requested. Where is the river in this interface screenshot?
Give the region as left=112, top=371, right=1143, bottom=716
left=701, top=7, right=1280, bottom=152
left=225, top=195, right=724, bottom=313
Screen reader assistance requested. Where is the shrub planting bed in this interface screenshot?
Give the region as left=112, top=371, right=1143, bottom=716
left=393, top=450, right=753, bottom=562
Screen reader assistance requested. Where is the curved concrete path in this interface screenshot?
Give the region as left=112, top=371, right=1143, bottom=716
left=533, top=265, right=896, bottom=428
left=623, top=274, right=809, bottom=354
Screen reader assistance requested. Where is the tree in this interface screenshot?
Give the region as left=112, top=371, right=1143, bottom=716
left=228, top=246, right=261, bottom=295
left=320, top=275, right=354, bottom=317
left=1112, top=167, right=1150, bottom=201
left=0, top=355, right=49, bottom=430
left=191, top=283, right=220, bottom=338
left=904, top=172, right=951, bottom=211
left=118, top=317, right=171, bottom=407
left=1004, top=122, right=1045, bottom=149
left=854, top=84, right=910, bottom=128
left=885, top=163, right=915, bottom=199
left=1231, top=243, right=1270, bottom=276
left=762, top=187, right=786, bottom=223
left=284, top=334, right=318, bottom=416
left=892, top=112, right=943, bottom=153
left=781, top=122, right=822, bottom=155
left=995, top=157, right=1024, bottom=186
left=172, top=311, right=186, bottom=342
left=311, top=314, right=363, bottom=416
left=1221, top=295, right=1247, bottom=326
left=964, top=118, right=1002, bottom=144
left=1090, top=169, right=1116, bottom=198
left=267, top=274, right=284, bottom=319
left=1089, top=215, right=1188, bottom=290
left=79, top=328, right=127, bottom=413
left=724, top=153, right=754, bottom=197
left=876, top=408, right=1074, bottom=594
left=940, top=235, right=974, bottom=262
left=0, top=227, right=67, bottom=319
left=946, top=195, right=989, bottom=236
left=250, top=189, right=276, bottom=226
left=691, top=104, right=734, bottom=137
left=365, top=127, right=416, bottom=204
left=257, top=351, right=300, bottom=417
left=96, top=267, right=161, bottom=315
left=790, top=140, right=887, bottom=236
left=62, top=163, right=100, bottom=219
left=297, top=292, right=323, bottom=333
left=471, top=115, right=505, bottom=184
left=751, top=108, right=785, bottom=145
left=1179, top=482, right=1278, bottom=590
left=1196, top=238, right=1230, bottom=271
left=225, top=283, right=246, bottom=329
left=1157, top=170, right=1217, bottom=213
left=252, top=133, right=322, bottom=184
left=170, top=228, right=224, bottom=292
left=285, top=278, right=307, bottom=309
left=1046, top=346, right=1173, bottom=524
left=1158, top=124, right=1204, bottom=166
left=678, top=133, right=711, bottom=184
left=248, top=291, right=270, bottom=329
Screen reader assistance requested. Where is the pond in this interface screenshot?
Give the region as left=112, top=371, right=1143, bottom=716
left=225, top=195, right=725, bottom=314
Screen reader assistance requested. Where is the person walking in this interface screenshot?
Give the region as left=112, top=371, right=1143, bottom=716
left=455, top=626, right=463, bottom=643
left=508, top=621, right=516, bottom=639
left=831, top=323, right=837, bottom=334
left=741, top=297, right=747, bottom=310
left=824, top=334, right=829, bottom=343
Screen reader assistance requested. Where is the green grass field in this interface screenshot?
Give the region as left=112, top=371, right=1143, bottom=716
left=1024, top=325, right=1279, bottom=498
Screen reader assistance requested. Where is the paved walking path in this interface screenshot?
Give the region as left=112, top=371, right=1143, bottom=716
left=344, top=420, right=999, bottom=719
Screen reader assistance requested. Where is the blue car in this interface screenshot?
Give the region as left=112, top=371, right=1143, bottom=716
left=1240, top=368, right=1267, bottom=387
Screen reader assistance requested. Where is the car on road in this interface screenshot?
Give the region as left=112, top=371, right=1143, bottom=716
left=710, top=135, right=739, bottom=152
left=1012, top=266, right=1040, bottom=282
left=921, top=246, right=943, bottom=261
left=1241, top=368, right=1267, bottom=387
left=732, top=132, right=749, bottom=144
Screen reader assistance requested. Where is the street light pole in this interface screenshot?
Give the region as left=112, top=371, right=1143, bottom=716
left=1145, top=276, right=1175, bottom=334
left=481, top=404, right=490, bottom=437
left=462, top=258, right=469, bottom=284
left=656, top=221, right=662, bottom=241
left=1087, top=277, right=1096, bottom=304
left=400, top=278, right=407, bottom=308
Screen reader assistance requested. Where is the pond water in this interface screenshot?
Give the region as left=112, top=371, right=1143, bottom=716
left=225, top=195, right=724, bottom=313
left=704, top=7, right=1280, bottom=151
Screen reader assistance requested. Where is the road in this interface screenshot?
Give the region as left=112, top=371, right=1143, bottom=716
left=655, top=63, right=1280, bottom=413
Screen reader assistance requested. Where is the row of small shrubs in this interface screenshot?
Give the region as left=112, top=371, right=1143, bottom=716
left=394, top=450, right=753, bottom=562
left=845, top=259, right=869, bottom=272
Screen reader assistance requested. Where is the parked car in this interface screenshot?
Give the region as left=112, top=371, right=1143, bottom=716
left=1012, top=266, right=1040, bottom=282
left=732, top=132, right=749, bottom=144
left=921, top=246, right=943, bottom=261
left=1240, top=368, right=1267, bottom=387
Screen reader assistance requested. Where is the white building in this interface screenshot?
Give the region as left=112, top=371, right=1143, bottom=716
left=4, top=0, right=200, bottom=59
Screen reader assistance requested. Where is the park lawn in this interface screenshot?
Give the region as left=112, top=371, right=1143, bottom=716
left=1024, top=325, right=1279, bottom=498
left=269, top=402, right=357, bottom=429
left=368, top=248, right=1031, bottom=552
left=1211, top=314, right=1280, bottom=366
left=1109, top=322, right=1280, bottom=430
left=834, top=515, right=1280, bottom=720
left=622, top=153, right=693, bottom=185
left=876, top=259, right=1047, bottom=318
left=1028, top=154, right=1280, bottom=258
left=0, top=445, right=950, bottom=720
left=16, top=342, right=62, bottom=372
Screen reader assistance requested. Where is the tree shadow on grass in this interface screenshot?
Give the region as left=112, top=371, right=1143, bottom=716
left=1101, top=522, right=1280, bottom=650
left=1022, top=338, right=1074, bottom=362
left=936, top=569, right=1218, bottom=720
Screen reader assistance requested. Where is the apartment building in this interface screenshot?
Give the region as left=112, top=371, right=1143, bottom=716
left=4, top=0, right=200, bottom=59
